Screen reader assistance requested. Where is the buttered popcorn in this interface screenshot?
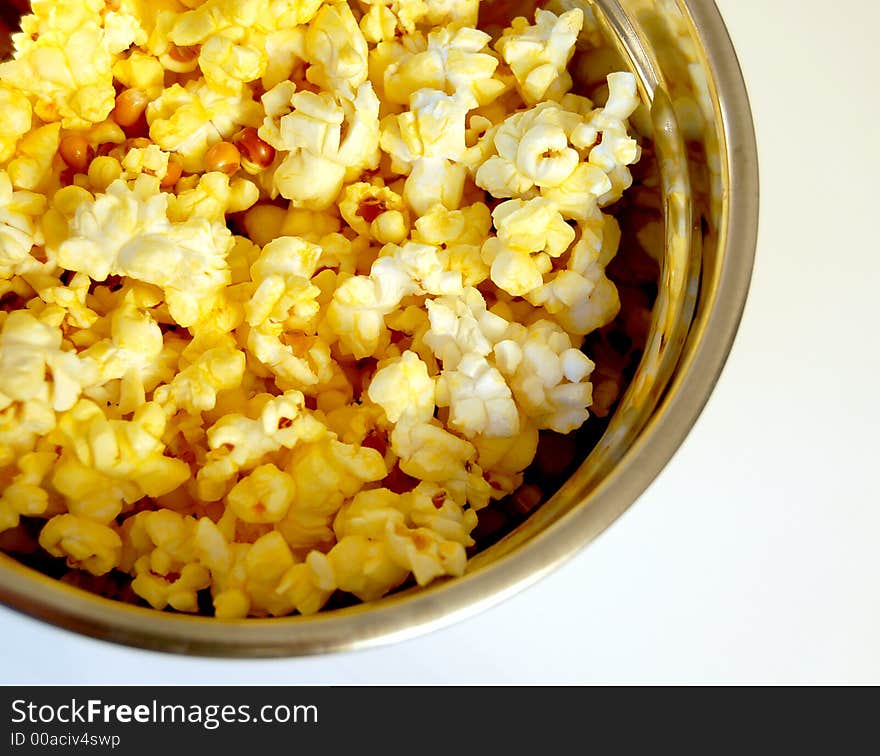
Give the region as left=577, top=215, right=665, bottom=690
left=0, top=0, right=644, bottom=617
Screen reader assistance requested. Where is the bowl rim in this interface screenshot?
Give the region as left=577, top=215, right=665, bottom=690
left=0, top=0, right=759, bottom=657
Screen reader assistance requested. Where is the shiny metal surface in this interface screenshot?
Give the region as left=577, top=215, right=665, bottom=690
left=0, top=0, right=758, bottom=656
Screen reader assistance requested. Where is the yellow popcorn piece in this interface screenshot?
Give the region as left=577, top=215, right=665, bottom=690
left=227, top=463, right=296, bottom=524
left=112, top=51, right=166, bottom=100
left=198, top=33, right=267, bottom=96
left=383, top=26, right=506, bottom=109
left=272, top=83, right=381, bottom=209
left=168, top=0, right=325, bottom=47
left=385, top=521, right=467, bottom=586
left=524, top=212, right=621, bottom=333
left=123, top=510, right=210, bottom=612
left=359, top=0, right=479, bottom=42
left=474, top=422, right=539, bottom=494
left=412, top=202, right=492, bottom=287
left=196, top=391, right=328, bottom=501
left=326, top=257, right=418, bottom=359
left=474, top=101, right=582, bottom=198
left=247, top=324, right=337, bottom=392
left=245, top=236, right=323, bottom=328
left=277, top=437, right=386, bottom=549
left=339, top=182, right=410, bottom=244
left=56, top=399, right=191, bottom=501
left=0, top=311, right=97, bottom=414
left=0, top=85, right=33, bottom=165
left=0, top=172, right=46, bottom=279
left=332, top=483, right=473, bottom=588
left=326, top=535, right=409, bottom=601
left=76, top=300, right=165, bottom=414
left=305, top=2, right=369, bottom=95
left=435, top=352, right=519, bottom=438
left=379, top=241, right=464, bottom=296
left=495, top=319, right=596, bottom=433
left=496, top=8, right=582, bottom=106
left=133, top=561, right=211, bottom=613
left=0, top=451, right=56, bottom=533
left=423, top=286, right=509, bottom=368
left=276, top=552, right=334, bottom=615
left=367, top=350, right=436, bottom=423
left=57, top=178, right=233, bottom=328
left=39, top=514, right=122, bottom=576
left=168, top=172, right=260, bottom=224
left=400, top=482, right=478, bottom=546
left=391, top=419, right=493, bottom=509
left=380, top=89, right=469, bottom=168
left=481, top=197, right=575, bottom=297
left=121, top=144, right=170, bottom=182
left=153, top=338, right=247, bottom=415
left=147, top=81, right=263, bottom=173
left=1, top=0, right=137, bottom=129
left=7, top=123, right=61, bottom=194
left=261, top=28, right=309, bottom=90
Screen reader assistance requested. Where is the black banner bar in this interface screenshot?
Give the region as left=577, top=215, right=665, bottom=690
left=2, top=687, right=595, bottom=752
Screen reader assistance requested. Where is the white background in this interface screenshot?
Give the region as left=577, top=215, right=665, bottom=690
left=2, top=0, right=878, bottom=684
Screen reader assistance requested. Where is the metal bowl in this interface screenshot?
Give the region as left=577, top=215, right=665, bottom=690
left=0, top=0, right=757, bottom=655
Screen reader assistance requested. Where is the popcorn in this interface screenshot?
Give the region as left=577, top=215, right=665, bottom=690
left=148, top=81, right=263, bottom=173
left=339, top=182, right=410, bottom=244
left=497, top=319, right=596, bottom=433
left=196, top=391, right=328, bottom=501
left=412, top=203, right=492, bottom=286
left=474, top=101, right=582, bottom=198
left=153, top=338, right=247, bottom=415
left=0, top=172, right=46, bottom=279
left=198, top=34, right=267, bottom=96
left=304, top=2, right=369, bottom=96
left=278, top=436, right=387, bottom=549
left=0, top=2, right=642, bottom=617
left=367, top=350, right=436, bottom=423
left=325, top=535, right=409, bottom=601
left=333, top=482, right=476, bottom=587
left=380, top=89, right=469, bottom=169
left=168, top=0, right=325, bottom=47
left=383, top=26, right=506, bottom=109
left=0, top=451, right=56, bottom=533
left=244, top=236, right=323, bottom=329
left=0, top=311, right=97, bottom=413
left=390, top=419, right=493, bottom=508
left=168, top=172, right=260, bottom=223
left=55, top=399, right=191, bottom=504
left=39, top=514, right=122, bottom=576
left=423, top=287, right=509, bottom=369
left=57, top=178, right=233, bottom=327
left=271, top=83, right=381, bottom=209
left=526, top=213, right=622, bottom=334
left=1, top=0, right=134, bottom=129
left=326, top=257, right=419, bottom=359
left=435, top=352, right=519, bottom=438
left=481, top=197, right=575, bottom=296
left=0, top=85, right=32, bottom=165
left=112, top=51, right=166, bottom=100
left=495, top=9, right=582, bottom=105
left=227, top=463, right=296, bottom=524
left=6, top=124, right=61, bottom=194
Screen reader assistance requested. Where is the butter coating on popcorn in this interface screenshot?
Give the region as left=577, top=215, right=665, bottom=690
left=0, top=0, right=644, bottom=617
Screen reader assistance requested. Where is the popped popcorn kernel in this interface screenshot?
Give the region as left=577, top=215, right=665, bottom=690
left=39, top=514, right=122, bottom=576
left=495, top=8, right=582, bottom=105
